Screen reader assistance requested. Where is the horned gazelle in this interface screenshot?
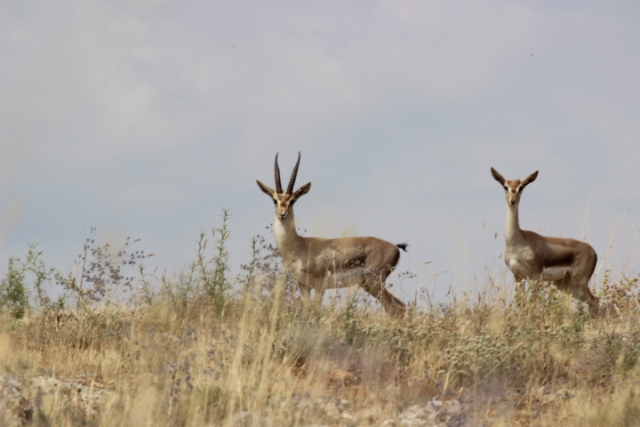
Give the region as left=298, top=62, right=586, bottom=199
left=490, top=168, right=599, bottom=315
left=257, top=153, right=407, bottom=317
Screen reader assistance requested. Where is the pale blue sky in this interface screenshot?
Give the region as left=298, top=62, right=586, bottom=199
left=1, top=1, right=639, bottom=306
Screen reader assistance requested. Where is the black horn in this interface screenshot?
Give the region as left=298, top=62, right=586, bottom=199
left=287, top=152, right=301, bottom=194
left=274, top=153, right=283, bottom=193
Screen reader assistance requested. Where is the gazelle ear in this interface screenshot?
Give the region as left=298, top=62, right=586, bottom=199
left=257, top=180, right=275, bottom=197
left=490, top=167, right=505, bottom=185
left=294, top=182, right=311, bottom=199
left=522, top=170, right=539, bottom=187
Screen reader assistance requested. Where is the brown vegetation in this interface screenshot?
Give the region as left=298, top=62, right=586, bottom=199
left=1, top=218, right=640, bottom=426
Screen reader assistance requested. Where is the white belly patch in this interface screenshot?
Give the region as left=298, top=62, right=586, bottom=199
left=324, top=268, right=366, bottom=289
left=541, top=266, right=572, bottom=281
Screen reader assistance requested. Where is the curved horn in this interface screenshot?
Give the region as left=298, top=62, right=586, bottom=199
left=287, top=152, right=301, bottom=194
left=274, top=153, right=283, bottom=193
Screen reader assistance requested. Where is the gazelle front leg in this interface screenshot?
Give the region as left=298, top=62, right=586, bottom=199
left=297, top=282, right=326, bottom=310
left=298, top=283, right=312, bottom=301
left=512, top=274, right=537, bottom=309
left=312, top=288, right=325, bottom=307
left=513, top=274, right=526, bottom=296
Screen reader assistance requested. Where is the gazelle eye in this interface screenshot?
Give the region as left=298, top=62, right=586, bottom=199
left=272, top=199, right=277, bottom=205
left=503, top=186, right=508, bottom=191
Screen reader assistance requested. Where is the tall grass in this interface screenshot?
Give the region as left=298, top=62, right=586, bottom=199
left=1, top=213, right=640, bottom=426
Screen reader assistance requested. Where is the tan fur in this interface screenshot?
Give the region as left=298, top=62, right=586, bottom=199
left=258, top=154, right=406, bottom=317
left=491, top=167, right=599, bottom=315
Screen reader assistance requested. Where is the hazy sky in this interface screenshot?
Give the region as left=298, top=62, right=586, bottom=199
left=2, top=1, right=639, bottom=306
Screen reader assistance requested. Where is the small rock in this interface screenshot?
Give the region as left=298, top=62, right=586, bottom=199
left=327, top=369, right=358, bottom=387
left=30, top=376, right=114, bottom=416
left=0, top=373, right=33, bottom=427
left=382, top=396, right=466, bottom=427
left=230, top=411, right=252, bottom=427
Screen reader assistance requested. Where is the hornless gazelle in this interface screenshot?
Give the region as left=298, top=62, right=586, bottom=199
left=257, top=153, right=407, bottom=317
left=491, top=168, right=599, bottom=315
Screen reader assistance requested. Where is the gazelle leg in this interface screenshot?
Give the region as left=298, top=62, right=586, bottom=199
left=298, top=283, right=312, bottom=301
left=313, top=288, right=325, bottom=307
left=513, top=275, right=527, bottom=307
left=573, top=276, right=599, bottom=315
left=553, top=275, right=599, bottom=315
left=552, top=275, right=578, bottom=299
left=297, top=282, right=326, bottom=311
left=528, top=282, right=540, bottom=307
left=361, top=273, right=405, bottom=318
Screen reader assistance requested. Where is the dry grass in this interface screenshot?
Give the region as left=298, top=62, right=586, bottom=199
left=1, top=222, right=640, bottom=426
left=1, top=283, right=640, bottom=426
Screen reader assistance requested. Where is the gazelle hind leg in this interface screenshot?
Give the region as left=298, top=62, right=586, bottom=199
left=553, top=276, right=583, bottom=302
left=361, top=273, right=405, bottom=318
left=574, top=249, right=599, bottom=315
left=574, top=275, right=599, bottom=315
left=553, top=275, right=599, bottom=315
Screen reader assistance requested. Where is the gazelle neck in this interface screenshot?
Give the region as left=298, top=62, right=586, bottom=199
left=273, top=210, right=303, bottom=261
left=505, top=201, right=524, bottom=244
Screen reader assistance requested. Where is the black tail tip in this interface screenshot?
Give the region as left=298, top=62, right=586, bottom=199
left=397, top=243, right=409, bottom=252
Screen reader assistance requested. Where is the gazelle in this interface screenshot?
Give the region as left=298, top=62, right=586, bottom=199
left=491, top=168, right=599, bottom=315
left=257, top=153, right=407, bottom=317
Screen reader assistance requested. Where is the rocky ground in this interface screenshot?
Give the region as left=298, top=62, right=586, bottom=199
left=2, top=369, right=586, bottom=427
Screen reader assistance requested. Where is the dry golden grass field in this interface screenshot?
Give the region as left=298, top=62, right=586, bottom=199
left=1, top=218, right=640, bottom=426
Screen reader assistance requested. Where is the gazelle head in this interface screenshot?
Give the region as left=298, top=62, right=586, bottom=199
left=491, top=167, right=538, bottom=207
left=257, top=152, right=312, bottom=220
